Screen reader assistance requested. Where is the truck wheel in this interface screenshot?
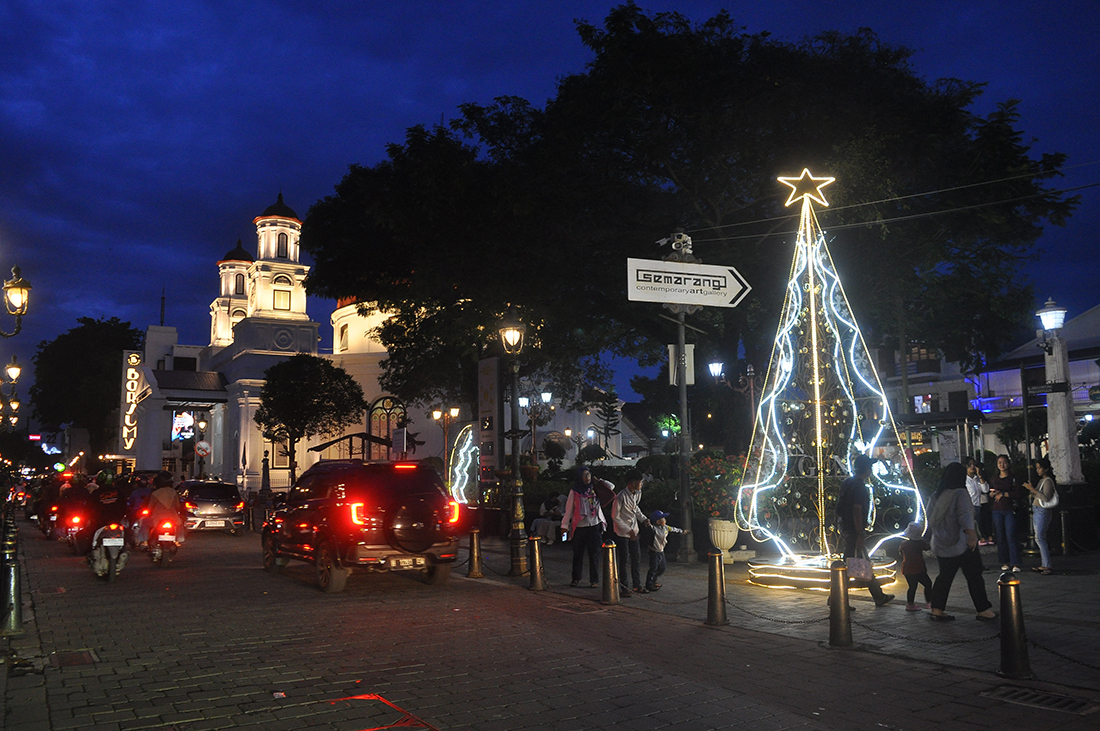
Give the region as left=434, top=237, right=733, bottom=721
left=315, top=542, right=348, bottom=593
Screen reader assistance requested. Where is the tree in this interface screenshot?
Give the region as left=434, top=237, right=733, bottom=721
left=254, top=355, right=367, bottom=482
left=995, top=409, right=1048, bottom=457
left=29, top=317, right=144, bottom=458
left=300, top=4, right=1075, bottom=415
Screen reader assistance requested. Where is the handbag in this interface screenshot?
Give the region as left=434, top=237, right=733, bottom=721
left=847, top=556, right=874, bottom=582
left=1038, top=486, right=1059, bottom=509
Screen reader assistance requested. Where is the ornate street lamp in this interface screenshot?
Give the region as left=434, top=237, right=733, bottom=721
left=498, top=311, right=528, bottom=576
left=0, top=267, right=31, bottom=338
left=433, top=406, right=461, bottom=486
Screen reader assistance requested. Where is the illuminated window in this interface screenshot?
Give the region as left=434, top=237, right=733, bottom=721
left=234, top=273, right=245, bottom=295
left=273, top=274, right=292, bottom=285
left=339, top=324, right=349, bottom=352
left=273, top=290, right=290, bottom=310
left=231, top=308, right=245, bottom=327
left=277, top=232, right=288, bottom=258
left=268, top=439, right=290, bottom=468
left=370, top=397, right=406, bottom=461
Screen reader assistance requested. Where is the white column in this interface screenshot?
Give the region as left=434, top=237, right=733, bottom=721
left=1044, top=332, right=1085, bottom=484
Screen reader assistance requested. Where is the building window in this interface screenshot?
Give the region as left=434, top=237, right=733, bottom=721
left=234, top=273, right=245, bottom=295
left=173, top=356, right=197, bottom=371
left=339, top=324, right=349, bottom=352
left=231, top=308, right=245, bottom=327
left=273, top=290, right=290, bottom=310
left=273, top=274, right=292, bottom=285
left=370, top=397, right=406, bottom=461
left=268, top=439, right=290, bottom=469
left=277, top=232, right=288, bottom=258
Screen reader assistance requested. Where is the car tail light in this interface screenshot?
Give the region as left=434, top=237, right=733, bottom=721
left=184, top=501, right=196, bottom=510
left=141, top=508, right=150, bottom=516
left=161, top=521, right=174, bottom=530
left=447, top=500, right=460, bottom=524
left=350, top=503, right=367, bottom=525
left=50, top=505, right=59, bottom=513
left=394, top=463, right=417, bottom=470
left=70, top=515, right=81, bottom=525
left=235, top=501, right=245, bottom=511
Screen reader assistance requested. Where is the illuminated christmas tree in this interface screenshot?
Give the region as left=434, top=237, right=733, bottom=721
left=737, top=169, right=925, bottom=587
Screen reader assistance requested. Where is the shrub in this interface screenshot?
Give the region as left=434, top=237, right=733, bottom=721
left=689, top=449, right=745, bottom=519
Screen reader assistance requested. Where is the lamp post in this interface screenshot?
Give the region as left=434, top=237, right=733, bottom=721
left=196, top=414, right=208, bottom=479
left=518, top=391, right=553, bottom=462
left=709, top=361, right=764, bottom=414
left=0, top=267, right=31, bottom=338
left=499, top=312, right=528, bottom=576
left=432, top=406, right=461, bottom=486
left=1, top=356, right=21, bottom=430
left=1037, top=298, right=1085, bottom=486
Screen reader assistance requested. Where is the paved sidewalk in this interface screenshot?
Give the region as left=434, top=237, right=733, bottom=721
left=4, top=521, right=1100, bottom=730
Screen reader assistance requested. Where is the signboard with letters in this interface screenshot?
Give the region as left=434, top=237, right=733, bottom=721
left=626, top=258, right=751, bottom=308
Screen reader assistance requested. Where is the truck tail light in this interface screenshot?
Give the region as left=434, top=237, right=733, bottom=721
left=447, top=500, right=460, bottom=524
left=350, top=502, right=367, bottom=525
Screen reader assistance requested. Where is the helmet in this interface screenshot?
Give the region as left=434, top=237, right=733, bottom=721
left=96, top=470, right=114, bottom=486
left=153, top=471, right=174, bottom=488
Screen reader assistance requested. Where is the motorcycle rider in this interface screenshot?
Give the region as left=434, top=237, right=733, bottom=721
left=136, top=471, right=185, bottom=547
left=89, top=471, right=130, bottom=575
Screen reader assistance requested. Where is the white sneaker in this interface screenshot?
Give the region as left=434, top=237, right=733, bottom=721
left=1000, top=565, right=1010, bottom=571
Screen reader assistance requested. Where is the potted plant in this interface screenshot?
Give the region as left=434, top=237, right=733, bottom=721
left=690, top=451, right=745, bottom=560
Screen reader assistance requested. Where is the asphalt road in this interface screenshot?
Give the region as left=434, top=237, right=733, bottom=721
left=6, top=525, right=1100, bottom=730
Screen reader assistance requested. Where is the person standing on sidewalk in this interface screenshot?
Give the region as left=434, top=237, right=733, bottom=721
left=645, top=510, right=684, bottom=592
left=988, top=454, right=1023, bottom=573
left=965, top=457, right=991, bottom=545
left=562, top=467, right=607, bottom=588
left=900, top=521, right=932, bottom=611
left=1023, top=457, right=1058, bottom=575
left=928, top=462, right=996, bottom=622
left=613, top=469, right=651, bottom=594
left=836, top=454, right=894, bottom=607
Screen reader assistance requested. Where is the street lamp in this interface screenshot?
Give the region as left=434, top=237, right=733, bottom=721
left=196, top=414, right=208, bottom=479
left=710, top=361, right=764, bottom=414
left=499, top=311, right=528, bottom=576
left=0, top=267, right=31, bottom=338
left=518, top=391, right=553, bottom=462
left=1035, top=297, right=1084, bottom=489
left=432, top=406, right=461, bottom=486
left=0, top=355, right=20, bottom=431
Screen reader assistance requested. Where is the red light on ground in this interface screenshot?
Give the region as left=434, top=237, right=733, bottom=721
left=350, top=502, right=367, bottom=525
left=447, top=500, right=460, bottom=524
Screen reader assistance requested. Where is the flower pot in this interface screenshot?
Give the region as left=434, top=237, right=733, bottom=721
left=707, top=518, right=739, bottom=564
left=519, top=465, right=540, bottom=483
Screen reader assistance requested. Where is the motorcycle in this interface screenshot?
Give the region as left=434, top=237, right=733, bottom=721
left=150, top=518, right=180, bottom=568
left=63, top=511, right=93, bottom=555
left=40, top=503, right=60, bottom=538
left=88, top=523, right=129, bottom=582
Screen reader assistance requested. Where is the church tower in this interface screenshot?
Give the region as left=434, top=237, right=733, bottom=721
left=247, top=193, right=310, bottom=321
left=209, top=240, right=252, bottom=348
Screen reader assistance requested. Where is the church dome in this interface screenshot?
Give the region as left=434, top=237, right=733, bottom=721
left=259, top=192, right=299, bottom=221
left=220, top=239, right=253, bottom=263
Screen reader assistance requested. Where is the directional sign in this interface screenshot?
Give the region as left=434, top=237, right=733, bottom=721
left=1028, top=382, right=1068, bottom=396
left=195, top=440, right=212, bottom=458
left=627, top=258, right=751, bottom=308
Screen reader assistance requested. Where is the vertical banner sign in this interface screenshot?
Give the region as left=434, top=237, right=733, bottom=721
left=119, top=350, right=143, bottom=454
left=477, top=357, right=501, bottom=483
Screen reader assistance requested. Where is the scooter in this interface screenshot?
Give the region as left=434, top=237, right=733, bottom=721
left=63, top=511, right=93, bottom=555
left=150, top=518, right=180, bottom=568
left=88, top=523, right=129, bottom=582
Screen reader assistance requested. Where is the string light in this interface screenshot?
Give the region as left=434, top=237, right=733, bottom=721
left=738, top=170, right=925, bottom=586
left=449, top=424, right=478, bottom=504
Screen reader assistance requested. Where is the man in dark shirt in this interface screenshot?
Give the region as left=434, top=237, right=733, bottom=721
left=837, top=454, right=894, bottom=607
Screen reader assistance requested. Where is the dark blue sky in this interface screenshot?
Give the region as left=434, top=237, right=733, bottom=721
left=1, top=1, right=1097, bottom=402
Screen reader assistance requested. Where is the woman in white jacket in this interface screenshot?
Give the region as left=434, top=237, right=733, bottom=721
left=561, top=467, right=607, bottom=588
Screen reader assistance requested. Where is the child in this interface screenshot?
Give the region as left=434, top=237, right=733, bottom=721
left=644, top=510, right=684, bottom=592
left=900, top=521, right=932, bottom=611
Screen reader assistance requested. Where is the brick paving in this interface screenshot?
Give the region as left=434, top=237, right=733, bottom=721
left=4, top=520, right=1100, bottom=730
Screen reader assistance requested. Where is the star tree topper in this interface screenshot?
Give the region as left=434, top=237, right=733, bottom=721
left=777, top=168, right=835, bottom=208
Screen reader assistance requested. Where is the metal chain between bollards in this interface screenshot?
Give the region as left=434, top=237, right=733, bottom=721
left=849, top=619, right=999, bottom=645
left=1028, top=638, right=1100, bottom=674
left=725, top=597, right=831, bottom=625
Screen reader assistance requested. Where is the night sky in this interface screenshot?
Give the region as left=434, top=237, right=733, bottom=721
left=1, top=1, right=1097, bottom=407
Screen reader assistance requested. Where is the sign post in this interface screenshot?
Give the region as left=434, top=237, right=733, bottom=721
left=628, top=237, right=751, bottom=564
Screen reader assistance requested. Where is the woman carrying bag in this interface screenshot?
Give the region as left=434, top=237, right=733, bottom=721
left=927, top=462, right=996, bottom=622
left=1023, top=457, right=1058, bottom=575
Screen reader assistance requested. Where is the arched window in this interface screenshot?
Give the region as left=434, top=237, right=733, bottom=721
left=339, top=324, right=349, bottom=352
left=273, top=274, right=292, bottom=285
left=231, top=308, right=246, bottom=327
left=234, top=273, right=245, bottom=295
left=370, top=397, right=406, bottom=461
left=277, top=232, right=288, bottom=258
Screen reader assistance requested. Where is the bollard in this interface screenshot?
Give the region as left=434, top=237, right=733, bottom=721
left=828, top=560, right=853, bottom=648
left=601, top=539, right=620, bottom=605
left=706, top=550, right=729, bottom=626
left=1059, top=510, right=1072, bottom=557
left=467, top=528, right=485, bottom=579
left=2, top=529, right=22, bottom=636
left=528, top=536, right=548, bottom=591
left=998, top=571, right=1032, bottom=679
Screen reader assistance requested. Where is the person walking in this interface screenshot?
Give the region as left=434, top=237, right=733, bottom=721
left=836, top=454, right=894, bottom=607
left=988, top=454, right=1022, bottom=573
left=927, top=462, right=996, bottom=622
left=612, top=469, right=650, bottom=594
left=1023, top=457, right=1058, bottom=575
left=561, top=467, right=607, bottom=588
left=900, top=521, right=933, bottom=611
left=644, top=510, right=684, bottom=592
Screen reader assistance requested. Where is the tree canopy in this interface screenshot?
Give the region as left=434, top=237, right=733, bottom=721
left=254, top=354, right=367, bottom=481
left=29, top=317, right=144, bottom=457
left=300, top=3, right=1076, bottom=421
